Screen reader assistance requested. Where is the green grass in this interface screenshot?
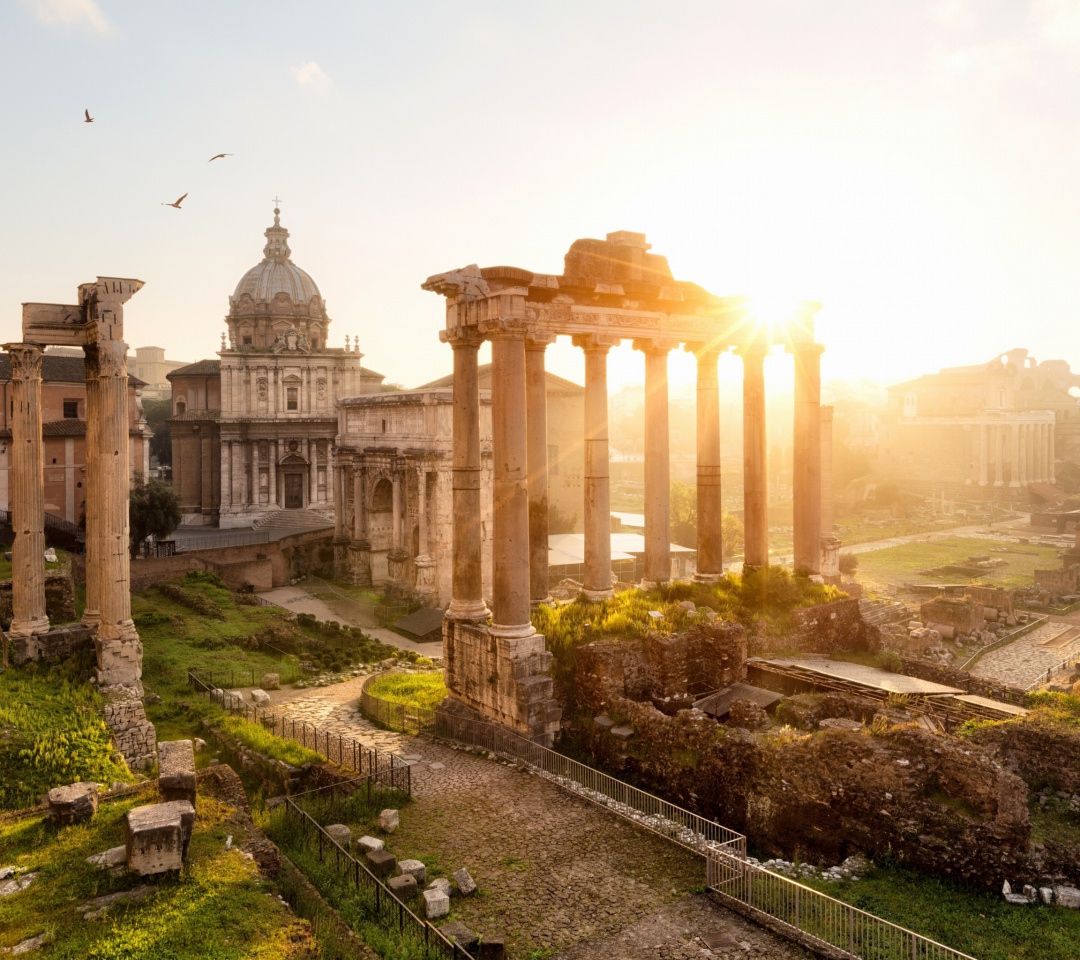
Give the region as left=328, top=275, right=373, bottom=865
left=0, top=792, right=315, bottom=958
left=799, top=861, right=1080, bottom=960
left=853, top=537, right=1062, bottom=591
left=219, top=715, right=322, bottom=767
left=0, top=648, right=133, bottom=810
left=364, top=673, right=446, bottom=711
left=0, top=545, right=69, bottom=582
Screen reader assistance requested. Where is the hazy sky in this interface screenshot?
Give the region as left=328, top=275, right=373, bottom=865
left=2, top=0, right=1078, bottom=393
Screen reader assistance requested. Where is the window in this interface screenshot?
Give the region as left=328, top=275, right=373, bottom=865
left=243, top=336, right=252, bottom=345
left=63, top=399, right=79, bottom=419
left=382, top=419, right=387, bottom=433
left=287, top=387, right=298, bottom=411
left=176, top=400, right=186, bottom=414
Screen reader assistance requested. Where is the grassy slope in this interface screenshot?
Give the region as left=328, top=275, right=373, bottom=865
left=854, top=537, right=1062, bottom=591
left=363, top=674, right=446, bottom=711
left=0, top=792, right=314, bottom=959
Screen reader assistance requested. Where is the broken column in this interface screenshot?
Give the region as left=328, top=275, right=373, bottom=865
left=635, top=339, right=675, bottom=588
left=4, top=343, right=50, bottom=655
left=125, top=800, right=196, bottom=875
left=691, top=344, right=724, bottom=582
left=157, top=739, right=197, bottom=807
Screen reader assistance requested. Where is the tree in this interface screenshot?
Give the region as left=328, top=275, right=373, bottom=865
left=839, top=552, right=859, bottom=575
left=129, top=473, right=182, bottom=557
left=142, top=397, right=174, bottom=468
left=721, top=512, right=744, bottom=560
left=669, top=481, right=697, bottom=547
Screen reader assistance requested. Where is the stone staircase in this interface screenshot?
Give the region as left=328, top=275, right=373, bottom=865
left=858, top=597, right=912, bottom=628
left=251, top=509, right=334, bottom=531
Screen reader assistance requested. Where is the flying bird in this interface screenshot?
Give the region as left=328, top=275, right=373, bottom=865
left=208, top=153, right=233, bottom=162
left=161, top=192, right=188, bottom=209
left=84, top=109, right=94, bottom=123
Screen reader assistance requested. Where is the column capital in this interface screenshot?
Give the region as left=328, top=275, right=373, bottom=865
left=91, top=338, right=129, bottom=379
left=525, top=329, right=557, bottom=350
left=572, top=332, right=621, bottom=353
left=684, top=341, right=726, bottom=361
left=632, top=338, right=681, bottom=355
left=440, top=327, right=485, bottom=349
left=734, top=341, right=771, bottom=360
left=478, top=317, right=529, bottom=340
left=3, top=343, right=43, bottom=379
left=787, top=340, right=825, bottom=358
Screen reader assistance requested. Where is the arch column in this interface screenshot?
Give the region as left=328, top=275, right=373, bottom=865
left=487, top=319, right=534, bottom=639
left=689, top=344, right=723, bottom=581
left=4, top=343, right=49, bottom=645
left=739, top=345, right=770, bottom=569
left=573, top=333, right=620, bottom=599
left=445, top=331, right=488, bottom=620
left=635, top=338, right=678, bottom=587
left=526, top=332, right=556, bottom=605
left=791, top=342, right=824, bottom=575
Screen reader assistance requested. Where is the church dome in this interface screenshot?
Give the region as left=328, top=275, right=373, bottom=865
left=230, top=207, right=323, bottom=307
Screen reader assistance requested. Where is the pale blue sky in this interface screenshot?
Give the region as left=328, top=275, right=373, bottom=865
left=2, top=0, right=1079, bottom=390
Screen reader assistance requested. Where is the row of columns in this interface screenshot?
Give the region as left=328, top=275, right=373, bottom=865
left=974, top=420, right=1056, bottom=486
left=443, top=324, right=827, bottom=633
left=221, top=438, right=328, bottom=509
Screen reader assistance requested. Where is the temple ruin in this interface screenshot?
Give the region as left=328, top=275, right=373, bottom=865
left=422, top=232, right=829, bottom=742
left=8, top=277, right=155, bottom=768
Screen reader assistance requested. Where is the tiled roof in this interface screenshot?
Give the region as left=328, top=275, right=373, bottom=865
left=169, top=408, right=221, bottom=422
left=167, top=359, right=221, bottom=379
left=415, top=363, right=583, bottom=394
left=0, top=353, right=146, bottom=387
left=42, top=418, right=88, bottom=437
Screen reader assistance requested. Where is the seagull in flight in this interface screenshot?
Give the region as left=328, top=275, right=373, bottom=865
left=161, top=192, right=188, bottom=209
left=84, top=109, right=94, bottom=123
left=208, top=153, right=233, bottom=162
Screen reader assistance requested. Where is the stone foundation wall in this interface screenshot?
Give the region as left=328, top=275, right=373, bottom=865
left=586, top=698, right=1033, bottom=888
left=103, top=696, right=156, bottom=772
left=1035, top=566, right=1080, bottom=597
left=206, top=557, right=274, bottom=592
left=966, top=585, right=1016, bottom=616
left=971, top=715, right=1080, bottom=796
left=899, top=656, right=1028, bottom=702
left=0, top=572, right=77, bottom=629
left=919, top=598, right=985, bottom=635
left=754, top=597, right=876, bottom=657
left=442, top=618, right=561, bottom=744
left=10, top=623, right=93, bottom=664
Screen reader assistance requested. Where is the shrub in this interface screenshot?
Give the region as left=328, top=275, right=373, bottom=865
left=839, top=552, right=859, bottom=575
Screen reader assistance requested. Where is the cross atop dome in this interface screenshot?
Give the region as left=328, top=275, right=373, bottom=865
left=263, top=201, right=291, bottom=261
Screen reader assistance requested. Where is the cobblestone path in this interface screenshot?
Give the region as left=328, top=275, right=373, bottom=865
left=969, top=621, right=1080, bottom=688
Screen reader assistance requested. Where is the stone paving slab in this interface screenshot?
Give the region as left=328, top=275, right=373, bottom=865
left=969, top=622, right=1080, bottom=687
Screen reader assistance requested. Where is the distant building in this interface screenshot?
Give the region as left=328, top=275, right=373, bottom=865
left=168, top=207, right=384, bottom=527
left=0, top=353, right=150, bottom=524
left=873, top=349, right=1078, bottom=500
left=128, top=346, right=189, bottom=401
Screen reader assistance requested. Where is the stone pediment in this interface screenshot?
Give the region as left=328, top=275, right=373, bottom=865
left=279, top=453, right=308, bottom=465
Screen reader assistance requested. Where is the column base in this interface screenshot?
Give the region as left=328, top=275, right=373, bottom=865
left=530, top=595, right=555, bottom=608
left=8, top=615, right=51, bottom=638
left=693, top=571, right=723, bottom=584
left=489, top=621, right=537, bottom=640
left=446, top=599, right=491, bottom=622
left=582, top=588, right=614, bottom=602
left=82, top=610, right=101, bottom=629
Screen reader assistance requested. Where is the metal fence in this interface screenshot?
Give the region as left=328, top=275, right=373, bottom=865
left=173, top=529, right=271, bottom=552
left=433, top=711, right=745, bottom=857
left=187, top=670, right=411, bottom=794
left=191, top=663, right=305, bottom=689
left=360, top=675, right=437, bottom=736
left=282, top=794, right=470, bottom=959
left=707, top=850, right=980, bottom=960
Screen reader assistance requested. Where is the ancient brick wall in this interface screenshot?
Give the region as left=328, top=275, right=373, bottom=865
left=965, top=585, right=1015, bottom=616
left=9, top=623, right=93, bottom=664
left=971, top=715, right=1080, bottom=796
left=758, top=597, right=876, bottom=656
left=206, top=557, right=273, bottom=592
left=920, top=597, right=985, bottom=634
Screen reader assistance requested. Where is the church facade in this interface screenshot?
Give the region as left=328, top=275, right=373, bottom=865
left=169, top=208, right=384, bottom=526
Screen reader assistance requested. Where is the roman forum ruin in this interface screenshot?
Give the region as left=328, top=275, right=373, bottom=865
left=7, top=277, right=155, bottom=768
left=423, top=232, right=827, bottom=742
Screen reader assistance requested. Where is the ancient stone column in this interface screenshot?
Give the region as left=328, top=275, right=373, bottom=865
left=446, top=332, right=488, bottom=620
left=82, top=343, right=102, bottom=627
left=689, top=344, right=723, bottom=582
left=1049, top=422, right=1056, bottom=484
left=268, top=441, right=277, bottom=506
left=414, top=463, right=436, bottom=603
left=740, top=346, right=769, bottom=570
left=333, top=464, right=346, bottom=539
left=352, top=463, right=365, bottom=542
left=489, top=321, right=534, bottom=638
left=391, top=471, right=402, bottom=552
left=792, top=342, right=824, bottom=576
left=635, top=339, right=676, bottom=587
left=525, top=334, right=554, bottom=604
left=4, top=344, right=50, bottom=644
left=1019, top=424, right=1028, bottom=486
left=309, top=438, right=318, bottom=506
left=819, top=404, right=841, bottom=581
left=573, top=334, right=618, bottom=599
left=1009, top=423, right=1020, bottom=487
left=994, top=424, right=1004, bottom=486
left=978, top=423, right=989, bottom=486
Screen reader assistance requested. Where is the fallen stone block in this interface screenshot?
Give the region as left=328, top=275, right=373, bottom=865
left=379, top=808, right=399, bottom=833
left=325, top=824, right=351, bottom=848
left=157, top=739, right=197, bottom=807
left=1040, top=887, right=1054, bottom=905
left=3, top=932, right=48, bottom=955
left=593, top=715, right=614, bottom=730
left=453, top=866, right=477, bottom=895
left=422, top=886, right=449, bottom=918
left=0, top=871, right=36, bottom=898
left=428, top=877, right=452, bottom=896
left=260, top=672, right=280, bottom=690
left=398, top=858, right=426, bottom=884
left=356, top=835, right=384, bottom=854
left=77, top=884, right=156, bottom=920
left=388, top=873, right=417, bottom=901
left=365, top=848, right=397, bottom=878
left=85, top=846, right=127, bottom=877
left=478, top=936, right=506, bottom=959
left=429, top=761, right=445, bottom=771
left=249, top=688, right=271, bottom=706
left=125, top=801, right=196, bottom=875
left=610, top=725, right=634, bottom=739
left=441, top=920, right=478, bottom=951
left=1054, top=885, right=1080, bottom=909
left=45, top=782, right=98, bottom=825
left=193, top=737, right=207, bottom=752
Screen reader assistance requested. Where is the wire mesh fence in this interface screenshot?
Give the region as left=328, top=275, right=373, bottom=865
left=360, top=676, right=437, bottom=736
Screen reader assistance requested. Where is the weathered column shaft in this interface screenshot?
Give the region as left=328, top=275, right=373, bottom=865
left=5, top=344, right=49, bottom=638
left=352, top=463, right=365, bottom=541
left=994, top=425, right=1004, bottom=486
left=525, top=339, right=552, bottom=603
left=792, top=343, right=823, bottom=575
left=741, top=348, right=769, bottom=569
left=391, top=471, right=402, bottom=551
left=692, top=346, right=723, bottom=581
left=820, top=406, right=835, bottom=535
left=268, top=441, right=277, bottom=506
left=490, top=326, right=534, bottom=637
left=417, top=466, right=429, bottom=555
left=637, top=340, right=673, bottom=585
left=447, top=335, right=488, bottom=620
left=1009, top=423, right=1020, bottom=487
left=333, top=464, right=346, bottom=539
left=1049, top=421, right=1056, bottom=483
left=83, top=345, right=102, bottom=627
left=978, top=423, right=988, bottom=485
left=575, top=335, right=616, bottom=599
left=1019, top=425, right=1028, bottom=486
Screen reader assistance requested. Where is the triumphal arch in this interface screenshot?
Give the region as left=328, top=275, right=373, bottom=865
left=7, top=277, right=155, bottom=767
left=423, top=232, right=827, bottom=744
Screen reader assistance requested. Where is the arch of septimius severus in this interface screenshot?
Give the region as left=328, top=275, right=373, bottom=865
left=9, top=277, right=156, bottom=768
left=423, top=231, right=831, bottom=744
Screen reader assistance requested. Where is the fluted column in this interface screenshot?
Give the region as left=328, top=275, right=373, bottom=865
left=488, top=321, right=534, bottom=638
left=1009, top=423, right=1020, bottom=487
left=740, top=346, right=769, bottom=569
left=792, top=342, right=824, bottom=575
left=5, top=344, right=49, bottom=641
left=268, top=441, right=278, bottom=506
left=309, top=439, right=317, bottom=506
left=391, top=469, right=403, bottom=551
left=1019, top=425, right=1028, bottom=487
left=416, top=465, right=429, bottom=555
left=83, top=344, right=102, bottom=627
left=352, top=461, right=365, bottom=542
left=635, top=339, right=676, bottom=587
left=978, top=423, right=989, bottom=485
left=525, top=333, right=555, bottom=604
left=689, top=345, right=723, bottom=581
left=993, top=424, right=1004, bottom=486
left=1049, top=421, right=1056, bottom=484
left=446, top=331, right=488, bottom=620
left=573, top=334, right=619, bottom=600
left=333, top=464, right=346, bottom=539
